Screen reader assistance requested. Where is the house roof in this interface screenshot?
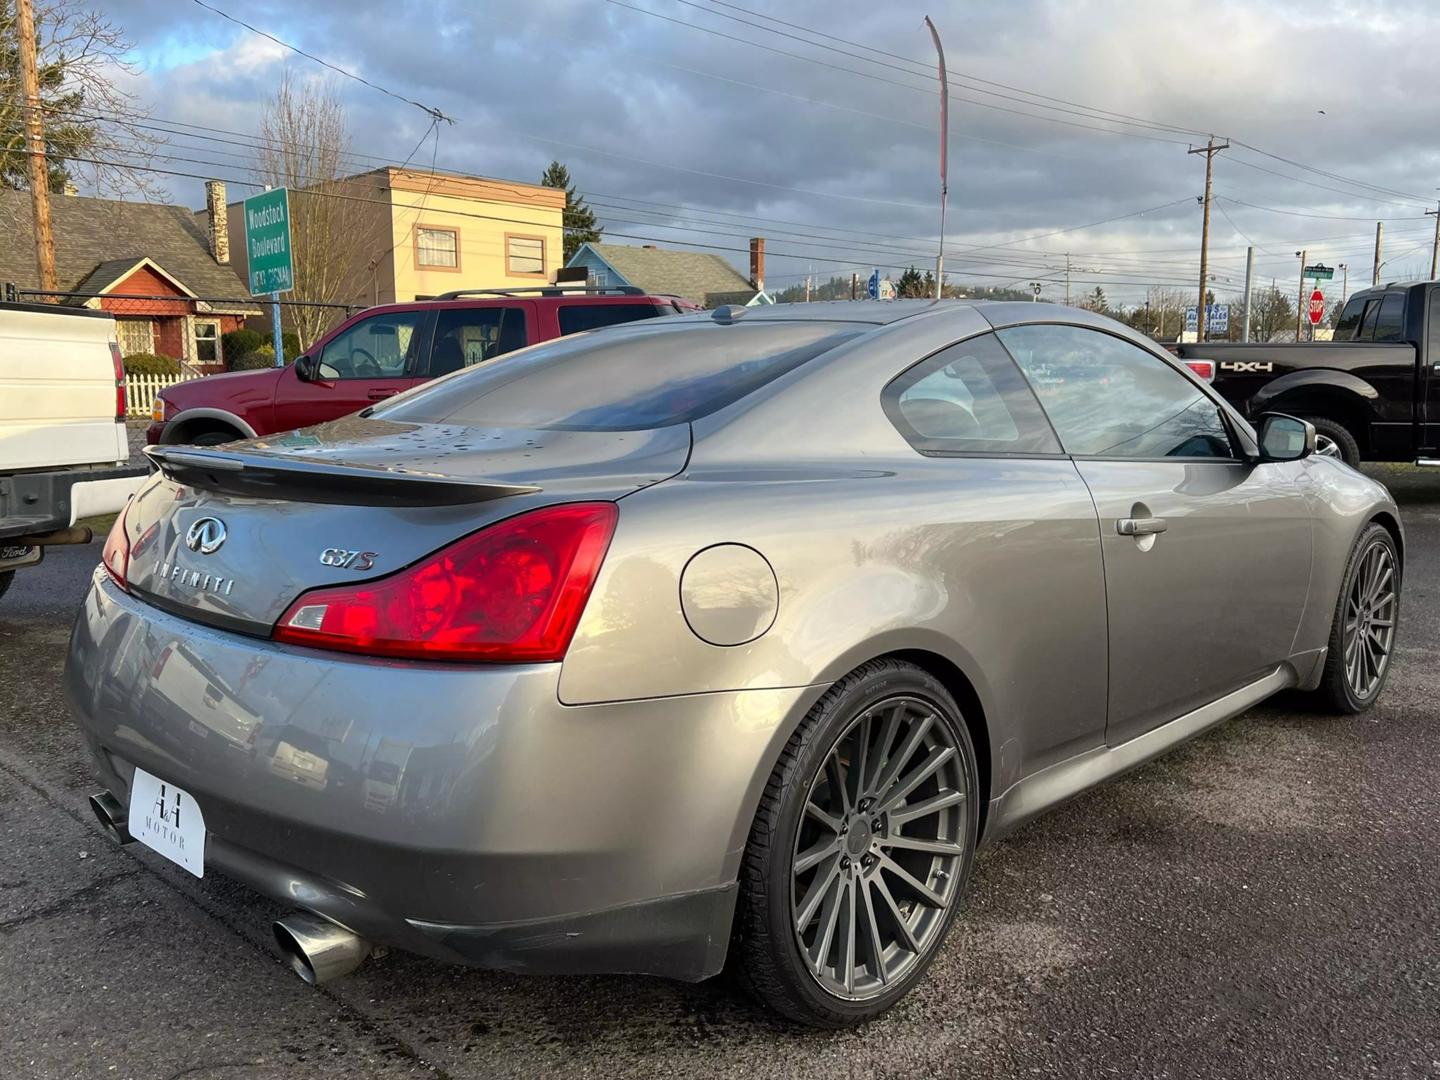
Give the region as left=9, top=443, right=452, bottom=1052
left=575, top=242, right=757, bottom=306
left=0, top=188, right=251, bottom=301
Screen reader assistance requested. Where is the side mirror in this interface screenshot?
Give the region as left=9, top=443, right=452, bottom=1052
left=1256, top=413, right=1315, bottom=462
left=293, top=354, right=315, bottom=382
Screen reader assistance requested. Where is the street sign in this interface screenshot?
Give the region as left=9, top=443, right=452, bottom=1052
left=1184, top=303, right=1230, bottom=334
left=1304, top=263, right=1334, bottom=281
left=867, top=270, right=879, bottom=299
left=1308, top=288, right=1325, bottom=325
left=242, top=188, right=294, bottom=296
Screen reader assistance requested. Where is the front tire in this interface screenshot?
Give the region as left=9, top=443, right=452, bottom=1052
left=1314, top=523, right=1400, bottom=713
left=735, top=659, right=977, bottom=1027
left=1303, top=416, right=1360, bottom=468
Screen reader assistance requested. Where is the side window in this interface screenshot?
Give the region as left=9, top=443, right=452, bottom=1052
left=997, top=324, right=1235, bottom=459
left=1333, top=296, right=1368, bottom=341
left=319, top=311, right=423, bottom=380
left=1373, top=292, right=1406, bottom=342
left=1428, top=289, right=1440, bottom=365
left=882, top=333, right=1061, bottom=455
left=1357, top=298, right=1382, bottom=340
left=429, top=307, right=529, bottom=376
left=557, top=303, right=665, bottom=336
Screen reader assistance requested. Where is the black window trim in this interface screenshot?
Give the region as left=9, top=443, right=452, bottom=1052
left=990, top=319, right=1250, bottom=464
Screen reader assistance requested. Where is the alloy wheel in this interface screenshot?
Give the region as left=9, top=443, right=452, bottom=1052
left=1315, top=434, right=1342, bottom=459
left=1343, top=539, right=1397, bottom=699
left=790, top=695, right=969, bottom=1001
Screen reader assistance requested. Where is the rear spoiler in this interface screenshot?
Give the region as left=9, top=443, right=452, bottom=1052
left=144, top=446, right=539, bottom=506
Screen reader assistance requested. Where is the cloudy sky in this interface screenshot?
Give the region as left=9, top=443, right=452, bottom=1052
left=95, top=0, right=1440, bottom=305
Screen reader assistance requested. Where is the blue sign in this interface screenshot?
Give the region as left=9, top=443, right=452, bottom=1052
left=867, top=270, right=879, bottom=299
left=1184, top=304, right=1229, bottom=334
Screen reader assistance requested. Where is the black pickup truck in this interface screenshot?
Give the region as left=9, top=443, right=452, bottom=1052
left=1176, top=279, right=1440, bottom=467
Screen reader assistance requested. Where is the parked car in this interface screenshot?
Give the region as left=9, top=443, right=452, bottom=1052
left=1175, top=279, right=1440, bottom=467
left=0, top=301, right=147, bottom=603
left=70, top=301, right=1401, bottom=1027
left=146, top=286, right=702, bottom=446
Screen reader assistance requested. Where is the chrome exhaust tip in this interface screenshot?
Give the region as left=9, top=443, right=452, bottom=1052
left=89, top=791, right=133, bottom=844
left=273, top=912, right=372, bottom=985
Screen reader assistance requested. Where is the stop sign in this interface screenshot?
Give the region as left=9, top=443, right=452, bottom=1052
left=1308, top=288, right=1325, bottom=325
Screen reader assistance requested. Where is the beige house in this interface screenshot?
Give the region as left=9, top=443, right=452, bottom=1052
left=227, top=167, right=565, bottom=308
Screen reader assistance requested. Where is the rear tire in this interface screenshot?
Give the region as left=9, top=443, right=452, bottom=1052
left=1302, top=416, right=1360, bottom=468
left=734, top=659, right=977, bottom=1027
left=1313, top=523, right=1399, bottom=713
left=0, top=570, right=12, bottom=603
left=189, top=428, right=240, bottom=447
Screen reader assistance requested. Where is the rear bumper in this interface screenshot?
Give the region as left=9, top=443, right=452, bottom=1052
left=65, top=570, right=808, bottom=980
left=0, top=463, right=147, bottom=539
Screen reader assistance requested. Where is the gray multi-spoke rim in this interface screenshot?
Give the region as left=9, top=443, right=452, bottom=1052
left=790, top=695, right=968, bottom=1001
left=1315, top=434, right=1342, bottom=459
left=1343, top=540, right=1397, bottom=699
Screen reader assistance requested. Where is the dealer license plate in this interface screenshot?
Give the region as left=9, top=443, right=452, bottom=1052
left=127, top=767, right=206, bottom=878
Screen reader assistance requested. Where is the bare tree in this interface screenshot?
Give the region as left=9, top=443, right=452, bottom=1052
left=1248, top=285, right=1297, bottom=342
left=254, top=72, right=367, bottom=350
left=0, top=0, right=164, bottom=198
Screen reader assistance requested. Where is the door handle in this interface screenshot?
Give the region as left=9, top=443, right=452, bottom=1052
left=1117, top=516, right=1168, bottom=536
left=367, top=389, right=398, bottom=401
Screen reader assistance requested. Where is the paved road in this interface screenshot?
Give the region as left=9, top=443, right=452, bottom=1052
left=3, top=468, right=1438, bottom=1079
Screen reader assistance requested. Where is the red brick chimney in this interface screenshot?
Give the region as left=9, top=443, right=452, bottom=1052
left=749, top=237, right=765, bottom=292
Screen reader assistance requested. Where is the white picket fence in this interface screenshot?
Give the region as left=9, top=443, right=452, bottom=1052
left=124, top=372, right=200, bottom=418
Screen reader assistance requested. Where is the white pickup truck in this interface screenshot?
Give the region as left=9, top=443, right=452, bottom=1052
left=0, top=302, right=148, bottom=602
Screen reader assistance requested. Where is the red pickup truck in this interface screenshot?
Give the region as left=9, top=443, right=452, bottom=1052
left=148, top=288, right=699, bottom=445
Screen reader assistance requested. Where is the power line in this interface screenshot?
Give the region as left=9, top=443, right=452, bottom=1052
left=187, top=0, right=454, bottom=123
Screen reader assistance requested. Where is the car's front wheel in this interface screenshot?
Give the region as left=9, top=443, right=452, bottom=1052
left=1314, top=523, right=1400, bottom=713
left=735, top=659, right=978, bottom=1027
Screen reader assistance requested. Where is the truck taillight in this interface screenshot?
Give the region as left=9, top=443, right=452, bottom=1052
left=110, top=341, right=125, bottom=421
left=1184, top=359, right=1215, bottom=382
left=273, top=503, right=617, bottom=662
left=101, top=502, right=131, bottom=591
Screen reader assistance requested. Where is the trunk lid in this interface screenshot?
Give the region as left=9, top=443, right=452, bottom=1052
left=124, top=415, right=689, bottom=632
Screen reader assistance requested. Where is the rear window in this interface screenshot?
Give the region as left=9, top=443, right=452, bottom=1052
left=557, top=302, right=667, bottom=336
left=374, top=320, right=860, bottom=431
left=1373, top=292, right=1406, bottom=342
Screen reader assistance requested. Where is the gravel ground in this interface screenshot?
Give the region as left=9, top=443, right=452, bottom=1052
left=1, top=465, right=1437, bottom=1079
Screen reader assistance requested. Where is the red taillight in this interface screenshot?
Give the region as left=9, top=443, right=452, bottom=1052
left=273, top=502, right=618, bottom=662
left=101, top=502, right=131, bottom=591
left=1184, top=359, right=1215, bottom=382
left=110, top=341, right=126, bottom=422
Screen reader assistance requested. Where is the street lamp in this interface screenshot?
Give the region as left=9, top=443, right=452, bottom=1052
left=1339, top=262, right=1348, bottom=303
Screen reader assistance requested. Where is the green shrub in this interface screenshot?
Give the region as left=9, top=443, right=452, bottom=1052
left=282, top=331, right=301, bottom=359
left=221, top=328, right=264, bottom=361
left=231, top=345, right=277, bottom=371
left=122, top=352, right=181, bottom=376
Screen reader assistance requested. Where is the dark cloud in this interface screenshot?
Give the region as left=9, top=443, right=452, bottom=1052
left=99, top=0, right=1440, bottom=302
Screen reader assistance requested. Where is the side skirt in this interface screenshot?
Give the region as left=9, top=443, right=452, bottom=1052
left=982, top=665, right=1295, bottom=844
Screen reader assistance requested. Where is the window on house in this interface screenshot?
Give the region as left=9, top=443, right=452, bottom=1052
left=506, top=235, right=545, bottom=276
left=416, top=227, right=459, bottom=269
left=117, top=318, right=154, bottom=357
left=194, top=319, right=221, bottom=365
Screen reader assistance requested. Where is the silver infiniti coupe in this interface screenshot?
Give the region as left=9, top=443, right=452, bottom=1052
left=67, top=300, right=1402, bottom=1026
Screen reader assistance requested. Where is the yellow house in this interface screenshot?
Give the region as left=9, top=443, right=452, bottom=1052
left=228, top=167, right=566, bottom=309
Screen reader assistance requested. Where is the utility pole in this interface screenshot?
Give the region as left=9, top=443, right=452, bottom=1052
left=1295, top=250, right=1307, bottom=341
left=1064, top=254, right=1071, bottom=306
left=16, top=0, right=58, bottom=296
left=1428, top=200, right=1440, bottom=280
left=1241, top=245, right=1254, bottom=342
left=851, top=272, right=858, bottom=301
left=1373, top=221, right=1383, bottom=285
left=1189, top=137, right=1228, bottom=341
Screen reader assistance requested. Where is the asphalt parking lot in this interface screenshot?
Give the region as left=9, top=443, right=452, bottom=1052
left=2, top=466, right=1438, bottom=1080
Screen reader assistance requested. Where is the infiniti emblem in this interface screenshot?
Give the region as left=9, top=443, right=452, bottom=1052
left=185, top=517, right=227, bottom=555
